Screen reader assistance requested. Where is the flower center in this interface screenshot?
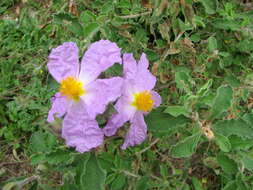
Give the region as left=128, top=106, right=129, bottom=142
left=59, top=76, right=85, bottom=101
left=132, top=91, right=154, bottom=112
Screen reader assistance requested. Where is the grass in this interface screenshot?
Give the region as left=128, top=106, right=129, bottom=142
left=1, top=0, right=253, bottom=189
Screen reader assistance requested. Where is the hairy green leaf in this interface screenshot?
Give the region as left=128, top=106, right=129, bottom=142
left=30, top=131, right=56, bottom=153
left=136, top=176, right=149, bottom=190
left=208, top=36, right=217, bottom=52
left=192, top=177, right=204, bottom=190
left=110, top=174, right=126, bottom=190
left=222, top=181, right=237, bottom=190
left=171, top=132, right=201, bottom=158
left=209, top=85, right=233, bottom=120
left=240, top=153, right=253, bottom=172
left=164, top=106, right=189, bottom=117
left=229, top=135, right=253, bottom=150
left=214, top=133, right=231, bottom=152
left=200, top=0, right=218, bottom=14
left=80, top=153, right=106, bottom=190
left=83, top=22, right=100, bottom=37
left=145, top=107, right=189, bottom=137
left=213, top=119, right=253, bottom=139
left=217, top=154, right=237, bottom=174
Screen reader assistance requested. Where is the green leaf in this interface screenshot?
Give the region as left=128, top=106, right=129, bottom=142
left=30, top=154, right=46, bottom=165
left=29, top=131, right=56, bottom=153
left=242, top=113, right=253, bottom=127
left=80, top=10, right=96, bottom=23
left=236, top=174, right=250, bottom=190
left=229, top=135, right=253, bottom=150
left=145, top=107, right=189, bottom=137
left=240, top=153, right=253, bottom=172
left=104, top=64, right=123, bottom=77
left=54, top=12, right=75, bottom=23
left=200, top=0, right=218, bottom=14
left=80, top=153, right=106, bottom=190
left=217, top=154, right=237, bottom=174
left=192, top=177, right=204, bottom=190
left=144, top=49, right=159, bottom=62
left=54, top=12, right=83, bottom=36
left=83, top=22, right=100, bottom=37
left=75, top=154, right=90, bottom=187
left=209, top=85, right=233, bottom=120
left=214, top=133, right=231, bottom=152
left=164, top=106, right=189, bottom=117
left=70, top=21, right=84, bottom=36
left=110, top=174, right=126, bottom=190
left=197, top=79, right=213, bottom=97
left=224, top=74, right=240, bottom=88
left=212, top=19, right=240, bottom=31
left=208, top=36, right=217, bottom=52
left=213, top=119, right=253, bottom=139
left=175, top=71, right=192, bottom=92
left=193, top=16, right=206, bottom=28
left=171, top=132, right=201, bottom=158
left=47, top=150, right=73, bottom=165
left=136, top=176, right=149, bottom=190
left=222, top=181, right=237, bottom=190
left=60, top=184, right=79, bottom=190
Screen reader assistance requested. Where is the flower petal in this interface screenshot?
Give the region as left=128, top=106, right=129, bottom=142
left=82, top=77, right=123, bottom=119
left=151, top=90, right=161, bottom=108
left=138, top=53, right=149, bottom=69
left=103, top=96, right=136, bottom=136
left=47, top=93, right=70, bottom=123
left=135, top=53, right=156, bottom=91
left=121, top=112, right=147, bottom=149
left=62, top=101, right=104, bottom=153
left=47, top=42, right=79, bottom=82
left=123, top=53, right=137, bottom=79
left=79, top=40, right=122, bottom=84
left=103, top=114, right=128, bottom=137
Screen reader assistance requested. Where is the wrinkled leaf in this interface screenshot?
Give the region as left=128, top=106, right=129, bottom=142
left=30, top=131, right=56, bottom=153
left=164, top=106, right=189, bottom=117
left=80, top=153, right=106, bottom=190
left=213, top=119, right=253, bottom=139
left=217, top=154, right=237, bottom=174
left=209, top=85, right=233, bottom=120
left=171, top=132, right=201, bottom=158
left=145, top=107, right=189, bottom=137
left=214, top=133, right=231, bottom=152
left=200, top=0, right=218, bottom=14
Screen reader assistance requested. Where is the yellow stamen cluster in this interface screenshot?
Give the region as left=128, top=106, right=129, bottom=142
left=60, top=76, right=85, bottom=101
left=132, top=91, right=154, bottom=112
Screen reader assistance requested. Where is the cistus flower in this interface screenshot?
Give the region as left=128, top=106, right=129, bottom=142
left=47, top=40, right=123, bottom=152
left=103, top=53, right=161, bottom=149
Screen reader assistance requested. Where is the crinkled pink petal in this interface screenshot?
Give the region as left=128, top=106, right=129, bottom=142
left=121, top=112, right=147, bottom=149
left=138, top=53, right=149, bottom=70
left=135, top=53, right=156, bottom=91
left=151, top=90, right=162, bottom=108
left=82, top=77, right=123, bottom=119
left=62, top=101, right=103, bottom=153
left=103, top=96, right=136, bottom=136
left=47, top=42, right=79, bottom=83
left=47, top=93, right=70, bottom=123
left=103, top=114, right=128, bottom=137
left=123, top=53, right=137, bottom=79
left=79, top=40, right=122, bottom=84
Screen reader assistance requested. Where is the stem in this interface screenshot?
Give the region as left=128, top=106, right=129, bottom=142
left=118, top=11, right=152, bottom=19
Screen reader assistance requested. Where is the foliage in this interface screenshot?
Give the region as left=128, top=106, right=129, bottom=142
left=1, top=0, right=253, bottom=189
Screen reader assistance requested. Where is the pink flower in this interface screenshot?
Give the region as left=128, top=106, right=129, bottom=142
left=103, top=53, right=161, bottom=149
left=47, top=40, right=123, bottom=153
